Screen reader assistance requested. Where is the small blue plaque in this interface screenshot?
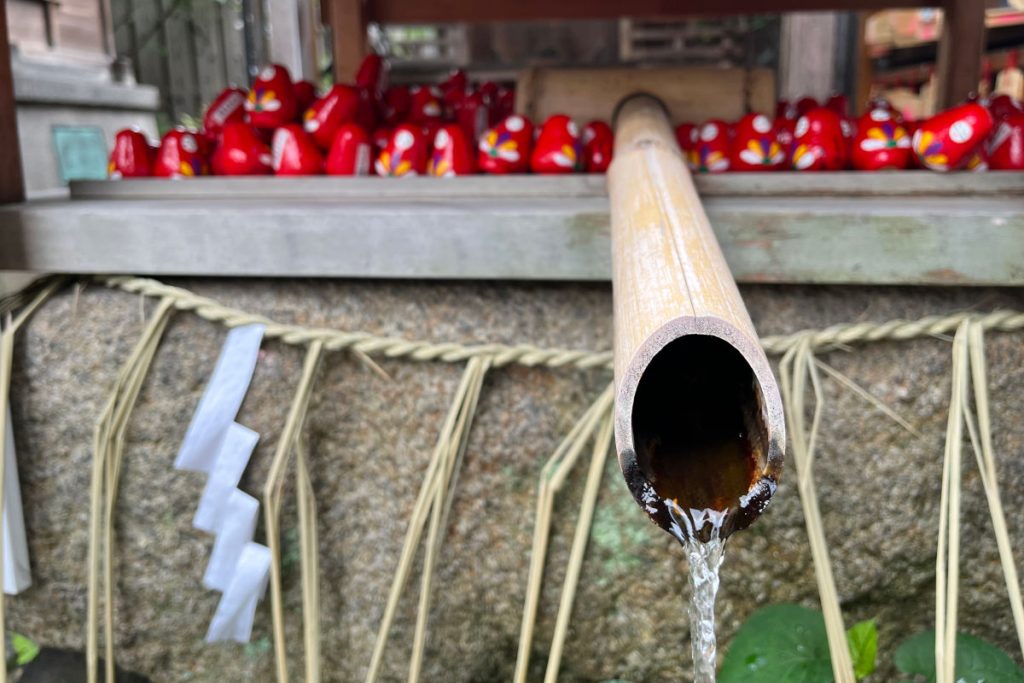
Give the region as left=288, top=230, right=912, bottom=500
left=51, top=125, right=109, bottom=184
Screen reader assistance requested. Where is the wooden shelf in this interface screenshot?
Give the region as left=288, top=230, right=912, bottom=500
left=2, top=173, right=1022, bottom=285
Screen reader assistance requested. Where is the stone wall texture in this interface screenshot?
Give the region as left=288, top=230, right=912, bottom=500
left=6, top=278, right=1024, bottom=682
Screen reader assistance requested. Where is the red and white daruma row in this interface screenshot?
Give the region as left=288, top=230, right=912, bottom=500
left=106, top=57, right=1024, bottom=179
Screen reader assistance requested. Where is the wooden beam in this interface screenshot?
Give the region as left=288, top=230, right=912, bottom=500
left=329, top=0, right=368, bottom=84
left=5, top=193, right=1022, bottom=284
left=0, top=2, right=24, bottom=205
left=67, top=172, right=1024, bottom=201
left=937, top=0, right=987, bottom=108
left=369, top=0, right=931, bottom=24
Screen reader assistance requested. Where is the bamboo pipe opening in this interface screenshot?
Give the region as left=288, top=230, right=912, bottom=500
left=609, top=93, right=784, bottom=544
left=629, top=335, right=776, bottom=543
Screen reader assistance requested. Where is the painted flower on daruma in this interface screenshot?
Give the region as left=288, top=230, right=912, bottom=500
left=430, top=153, right=452, bottom=177
left=697, top=146, right=729, bottom=172
left=739, top=139, right=784, bottom=166
left=376, top=129, right=418, bottom=176
left=303, top=108, right=320, bottom=132
left=246, top=88, right=281, bottom=113
left=374, top=150, right=413, bottom=176
left=479, top=130, right=520, bottom=162
left=551, top=143, right=578, bottom=169
left=791, top=143, right=822, bottom=170
left=859, top=122, right=910, bottom=152
left=913, top=130, right=948, bottom=169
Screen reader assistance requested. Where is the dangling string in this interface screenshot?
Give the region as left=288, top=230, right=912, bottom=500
left=779, top=335, right=856, bottom=683
left=296, top=436, right=322, bottom=683
left=365, top=356, right=491, bottom=683
left=962, top=324, right=1024, bottom=660
left=543, top=411, right=615, bottom=683
left=514, top=383, right=614, bottom=683
left=408, top=355, right=491, bottom=683
left=0, top=281, right=61, bottom=683
left=935, top=321, right=968, bottom=683
left=263, top=341, right=324, bottom=683
left=87, top=297, right=176, bottom=683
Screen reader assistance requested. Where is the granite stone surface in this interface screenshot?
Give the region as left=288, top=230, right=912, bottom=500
left=5, top=279, right=1024, bottom=682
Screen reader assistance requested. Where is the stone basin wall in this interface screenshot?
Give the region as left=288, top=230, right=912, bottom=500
left=6, top=279, right=1024, bottom=682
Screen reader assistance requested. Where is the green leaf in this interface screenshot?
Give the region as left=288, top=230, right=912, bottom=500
left=10, top=632, right=38, bottom=667
left=719, top=604, right=834, bottom=683
left=846, top=619, right=878, bottom=679
left=894, top=630, right=1024, bottom=683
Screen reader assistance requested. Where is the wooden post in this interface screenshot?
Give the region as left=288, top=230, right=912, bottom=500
left=329, top=0, right=368, bottom=84
left=937, top=0, right=986, bottom=109
left=778, top=12, right=839, bottom=102
left=0, top=1, right=24, bottom=204
left=608, top=94, right=784, bottom=543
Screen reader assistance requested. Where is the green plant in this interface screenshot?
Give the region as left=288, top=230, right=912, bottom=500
left=720, top=604, right=1023, bottom=682
left=6, top=631, right=39, bottom=670
left=894, top=630, right=1024, bottom=683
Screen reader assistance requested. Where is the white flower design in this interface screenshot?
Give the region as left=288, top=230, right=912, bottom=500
left=394, top=130, right=415, bottom=151
left=739, top=149, right=763, bottom=165
left=859, top=138, right=887, bottom=152
left=794, top=117, right=810, bottom=139
left=949, top=121, right=973, bottom=144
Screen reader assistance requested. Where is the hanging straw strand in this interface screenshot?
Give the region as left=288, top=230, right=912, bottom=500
left=779, top=336, right=856, bottom=683
left=408, top=356, right=491, bottom=683
left=514, top=383, right=615, bottom=683
left=86, top=297, right=176, bottom=683
left=365, top=357, right=490, bottom=683
left=961, top=324, right=1024, bottom=659
left=543, top=412, right=615, bottom=683
left=0, top=281, right=62, bottom=683
left=936, top=321, right=969, bottom=683
left=263, top=340, right=325, bottom=683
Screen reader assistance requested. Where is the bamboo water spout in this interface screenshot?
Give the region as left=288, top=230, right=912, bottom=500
left=609, top=93, right=785, bottom=543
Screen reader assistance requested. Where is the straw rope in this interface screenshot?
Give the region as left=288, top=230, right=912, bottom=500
left=3, top=276, right=1024, bottom=681
left=99, top=276, right=1024, bottom=362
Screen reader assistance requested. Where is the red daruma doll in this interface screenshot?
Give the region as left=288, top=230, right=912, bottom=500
left=582, top=121, right=613, bottom=173
left=730, top=113, right=785, bottom=171
left=375, top=124, right=428, bottom=177
left=790, top=108, right=846, bottom=170
left=108, top=129, right=155, bottom=178
left=478, top=115, right=533, bottom=174
left=692, top=120, right=730, bottom=172
left=530, top=114, right=581, bottom=174
left=246, top=64, right=297, bottom=130
left=154, top=128, right=207, bottom=178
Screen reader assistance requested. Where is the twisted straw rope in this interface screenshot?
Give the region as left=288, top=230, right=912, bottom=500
left=100, top=276, right=1024, bottom=364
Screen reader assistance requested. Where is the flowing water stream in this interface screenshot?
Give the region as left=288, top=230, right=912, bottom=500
left=667, top=503, right=727, bottom=683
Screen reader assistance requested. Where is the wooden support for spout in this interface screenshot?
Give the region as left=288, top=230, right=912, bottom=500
left=608, top=94, right=785, bottom=542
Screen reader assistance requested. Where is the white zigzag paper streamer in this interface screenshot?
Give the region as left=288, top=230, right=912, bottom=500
left=174, top=323, right=269, bottom=643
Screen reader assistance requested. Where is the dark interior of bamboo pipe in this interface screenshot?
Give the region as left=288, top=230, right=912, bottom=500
left=631, top=335, right=770, bottom=540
